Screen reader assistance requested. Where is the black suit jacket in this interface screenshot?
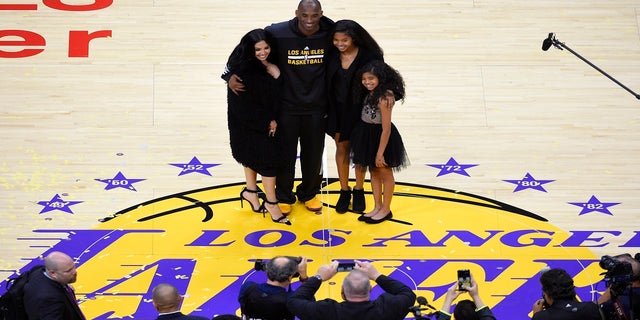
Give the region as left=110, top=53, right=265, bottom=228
left=23, top=270, right=85, bottom=320
left=287, top=275, right=416, bottom=320
left=155, top=312, right=209, bottom=320
left=436, top=306, right=497, bottom=320
left=532, top=299, right=603, bottom=320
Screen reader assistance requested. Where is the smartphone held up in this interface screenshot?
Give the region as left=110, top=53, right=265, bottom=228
left=457, top=269, right=471, bottom=291
left=337, top=262, right=356, bottom=272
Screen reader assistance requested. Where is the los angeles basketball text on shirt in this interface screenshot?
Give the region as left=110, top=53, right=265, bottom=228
left=0, top=0, right=113, bottom=58
left=287, top=48, right=324, bottom=65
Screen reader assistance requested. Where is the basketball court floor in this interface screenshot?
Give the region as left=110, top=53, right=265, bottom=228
left=1, top=1, right=639, bottom=319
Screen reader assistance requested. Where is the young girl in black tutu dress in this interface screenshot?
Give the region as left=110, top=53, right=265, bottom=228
left=350, top=60, right=409, bottom=224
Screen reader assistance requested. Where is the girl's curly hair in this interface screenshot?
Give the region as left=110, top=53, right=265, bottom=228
left=352, top=60, right=405, bottom=107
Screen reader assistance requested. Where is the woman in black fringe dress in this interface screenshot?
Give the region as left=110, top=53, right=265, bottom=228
left=225, top=29, right=289, bottom=225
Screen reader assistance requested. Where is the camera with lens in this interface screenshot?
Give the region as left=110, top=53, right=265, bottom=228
left=599, top=255, right=634, bottom=295
left=254, top=256, right=302, bottom=277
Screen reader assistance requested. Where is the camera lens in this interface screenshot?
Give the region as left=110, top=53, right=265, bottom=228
left=599, top=255, right=616, bottom=270
left=254, top=259, right=265, bottom=271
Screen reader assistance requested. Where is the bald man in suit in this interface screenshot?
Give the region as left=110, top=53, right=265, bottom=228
left=23, top=251, right=86, bottom=320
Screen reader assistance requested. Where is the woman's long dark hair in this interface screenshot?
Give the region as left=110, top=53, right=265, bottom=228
left=353, top=60, right=405, bottom=107
left=226, top=29, right=274, bottom=75
left=331, top=19, right=384, bottom=59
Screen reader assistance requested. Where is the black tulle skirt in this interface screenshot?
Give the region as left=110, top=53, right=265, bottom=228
left=350, top=121, right=409, bottom=172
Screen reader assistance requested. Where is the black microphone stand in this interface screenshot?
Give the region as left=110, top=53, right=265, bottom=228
left=546, top=33, right=640, bottom=100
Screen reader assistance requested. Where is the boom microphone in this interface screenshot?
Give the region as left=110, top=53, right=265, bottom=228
left=542, top=33, right=554, bottom=51
left=540, top=33, right=640, bottom=99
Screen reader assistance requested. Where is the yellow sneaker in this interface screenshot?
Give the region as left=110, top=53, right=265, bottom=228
left=278, top=203, right=292, bottom=215
left=304, top=196, right=322, bottom=212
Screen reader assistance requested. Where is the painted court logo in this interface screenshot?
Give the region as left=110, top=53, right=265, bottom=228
left=1, top=180, right=634, bottom=319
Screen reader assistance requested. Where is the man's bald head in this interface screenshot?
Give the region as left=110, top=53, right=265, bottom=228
left=266, top=256, right=298, bottom=283
left=152, top=283, right=183, bottom=312
left=342, top=270, right=371, bottom=301
left=44, top=251, right=77, bottom=285
left=298, top=0, right=321, bottom=10
left=44, top=251, right=72, bottom=271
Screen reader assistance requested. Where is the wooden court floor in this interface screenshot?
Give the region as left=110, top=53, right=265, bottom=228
left=1, top=0, right=640, bottom=319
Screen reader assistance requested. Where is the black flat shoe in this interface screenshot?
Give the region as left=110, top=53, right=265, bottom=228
left=358, top=214, right=373, bottom=221
left=365, top=211, right=393, bottom=224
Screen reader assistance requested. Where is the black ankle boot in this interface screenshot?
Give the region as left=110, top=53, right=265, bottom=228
left=352, top=188, right=365, bottom=213
left=335, top=189, right=351, bottom=213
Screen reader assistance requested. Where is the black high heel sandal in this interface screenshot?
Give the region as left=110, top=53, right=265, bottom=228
left=261, top=199, right=291, bottom=225
left=240, top=187, right=263, bottom=213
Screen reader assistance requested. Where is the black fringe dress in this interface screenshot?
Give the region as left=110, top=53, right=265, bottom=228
left=227, top=63, right=282, bottom=177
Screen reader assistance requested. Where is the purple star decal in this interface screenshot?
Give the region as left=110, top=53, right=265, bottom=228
left=169, top=156, right=220, bottom=176
left=37, top=194, right=83, bottom=214
left=427, top=157, right=478, bottom=177
left=503, top=172, right=555, bottom=192
left=568, top=195, right=620, bottom=216
left=95, top=171, right=146, bottom=191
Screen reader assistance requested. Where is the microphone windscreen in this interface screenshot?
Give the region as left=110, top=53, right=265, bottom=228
left=542, top=33, right=554, bottom=51
left=417, top=296, right=428, bottom=305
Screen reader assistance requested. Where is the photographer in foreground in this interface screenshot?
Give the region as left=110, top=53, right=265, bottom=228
left=531, top=267, right=603, bottom=320
left=436, top=272, right=496, bottom=320
left=597, top=253, right=640, bottom=320
left=286, top=260, right=416, bottom=320
left=238, top=256, right=308, bottom=320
